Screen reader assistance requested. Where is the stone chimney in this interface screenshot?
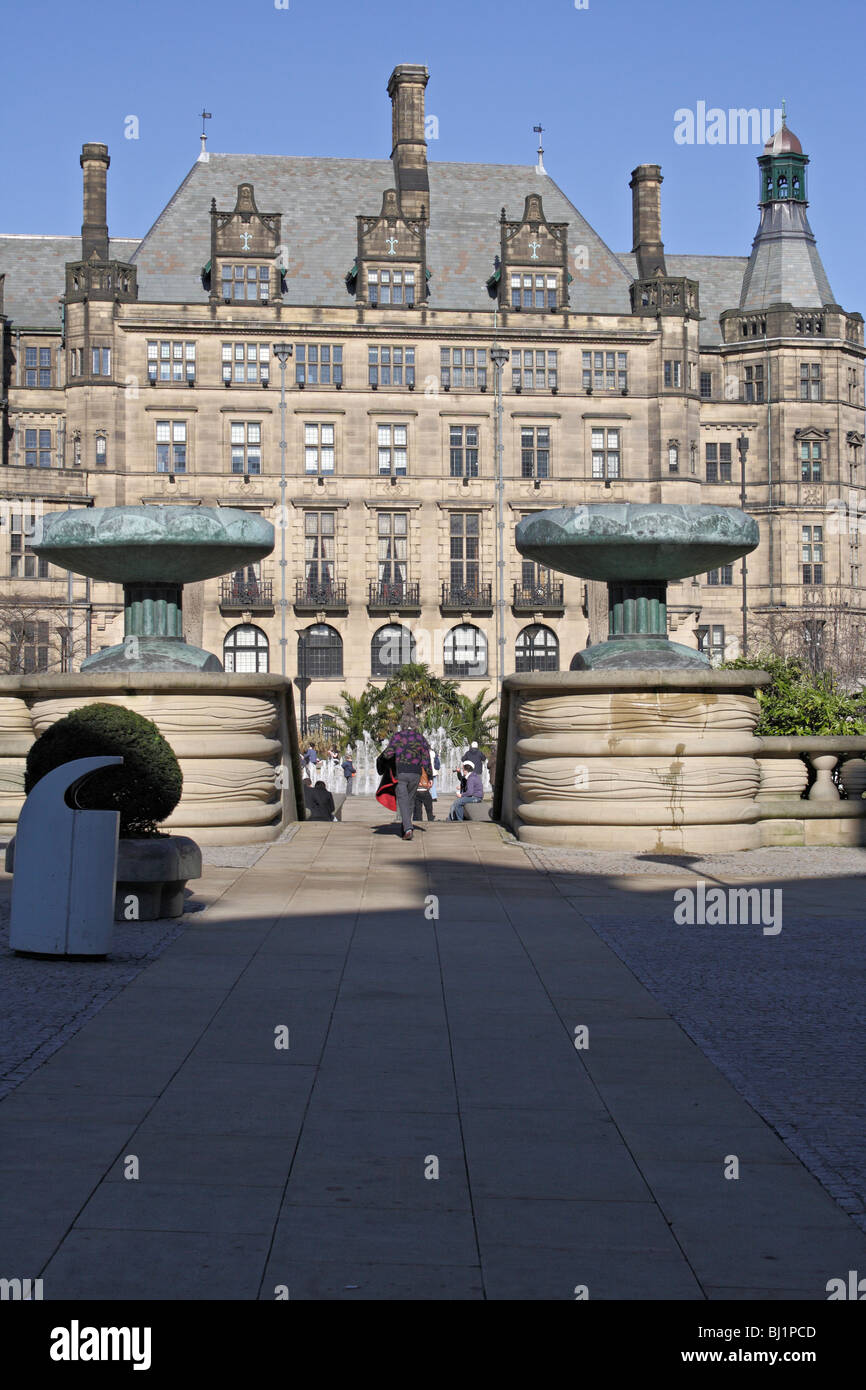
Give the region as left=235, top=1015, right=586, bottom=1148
left=387, top=64, right=430, bottom=221
left=80, top=142, right=110, bottom=262
left=629, top=164, right=666, bottom=279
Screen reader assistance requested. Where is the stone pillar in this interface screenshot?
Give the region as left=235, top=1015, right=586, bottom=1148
left=388, top=64, right=430, bottom=221
left=630, top=164, right=666, bottom=280
left=80, top=143, right=110, bottom=262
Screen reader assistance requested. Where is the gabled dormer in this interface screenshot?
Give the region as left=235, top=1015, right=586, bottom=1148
left=208, top=183, right=282, bottom=305
left=346, top=187, right=428, bottom=308
left=495, top=194, right=569, bottom=312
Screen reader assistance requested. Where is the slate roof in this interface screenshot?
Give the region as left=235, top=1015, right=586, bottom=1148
left=616, top=252, right=749, bottom=345
left=0, top=236, right=139, bottom=330
left=129, top=154, right=635, bottom=314
left=739, top=203, right=835, bottom=311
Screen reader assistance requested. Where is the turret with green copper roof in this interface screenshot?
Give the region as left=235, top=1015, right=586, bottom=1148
left=757, top=101, right=808, bottom=205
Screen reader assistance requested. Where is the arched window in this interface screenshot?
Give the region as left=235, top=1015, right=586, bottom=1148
left=298, top=623, right=343, bottom=679
left=371, top=623, right=415, bottom=678
left=224, top=623, right=269, bottom=673
left=443, top=624, right=487, bottom=678
left=515, top=624, right=559, bottom=673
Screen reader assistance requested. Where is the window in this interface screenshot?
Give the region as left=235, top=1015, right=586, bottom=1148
left=449, top=425, right=479, bottom=478
left=221, top=264, right=270, bottom=302
left=24, top=428, right=52, bottom=469
left=744, top=364, right=764, bottom=404
left=8, top=620, right=49, bottom=673
left=230, top=422, right=262, bottom=475
left=521, top=426, right=550, bottom=479
left=72, top=433, right=82, bottom=468
left=847, top=367, right=860, bottom=405
left=147, top=340, right=196, bottom=383
left=449, top=512, right=480, bottom=591
left=697, top=624, right=726, bottom=666
left=304, top=511, right=335, bottom=589
left=512, top=349, right=557, bottom=390
left=368, top=347, right=415, bottom=388
left=304, top=422, right=335, bottom=474
left=91, top=347, right=111, bottom=376
left=802, top=525, right=823, bottom=584
left=377, top=512, right=408, bottom=585
left=706, top=566, right=733, bottom=585
left=700, top=371, right=712, bottom=399
left=443, top=624, right=487, bottom=678
left=800, top=441, right=822, bottom=482
left=377, top=423, right=408, bottom=476
left=10, top=506, right=49, bottom=578
left=95, top=434, right=107, bottom=468
left=295, top=345, right=342, bottom=387
left=155, top=420, right=187, bottom=473
left=24, top=345, right=52, bottom=389
left=582, top=351, right=628, bottom=393
left=371, top=623, right=415, bottom=677
left=69, top=348, right=83, bottom=378
left=510, top=272, right=558, bottom=309
left=368, top=268, right=416, bottom=306
left=298, top=623, right=342, bottom=679
left=664, top=360, right=682, bottom=389
left=223, top=624, right=269, bottom=673
left=800, top=363, right=821, bottom=401
left=515, top=624, right=559, bottom=673
left=520, top=559, right=554, bottom=594
left=668, top=443, right=679, bottom=474
left=705, top=442, right=732, bottom=483
left=591, top=428, right=620, bottom=479
left=222, top=342, right=270, bottom=385
left=440, top=348, right=487, bottom=390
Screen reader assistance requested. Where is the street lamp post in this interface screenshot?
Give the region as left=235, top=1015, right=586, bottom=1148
left=272, top=343, right=293, bottom=677
left=491, top=346, right=510, bottom=693
left=737, top=433, right=749, bottom=658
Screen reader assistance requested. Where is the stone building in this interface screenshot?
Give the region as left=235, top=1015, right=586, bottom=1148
left=1, top=64, right=864, bottom=729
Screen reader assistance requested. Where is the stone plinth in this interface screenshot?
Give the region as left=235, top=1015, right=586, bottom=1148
left=495, top=670, right=772, bottom=854
left=0, top=674, right=304, bottom=846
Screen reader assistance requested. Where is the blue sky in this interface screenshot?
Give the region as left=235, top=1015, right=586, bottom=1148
left=2, top=0, right=863, bottom=311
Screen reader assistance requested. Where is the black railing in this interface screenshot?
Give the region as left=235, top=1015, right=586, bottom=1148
left=219, top=579, right=273, bottom=607
left=368, top=581, right=420, bottom=609
left=441, top=582, right=492, bottom=610
left=295, top=579, right=348, bottom=608
left=512, top=581, right=564, bottom=609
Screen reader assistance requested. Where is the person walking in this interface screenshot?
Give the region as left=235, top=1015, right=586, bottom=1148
left=381, top=701, right=432, bottom=840
left=304, top=743, right=318, bottom=767
left=342, top=751, right=356, bottom=795
left=449, top=761, right=484, bottom=821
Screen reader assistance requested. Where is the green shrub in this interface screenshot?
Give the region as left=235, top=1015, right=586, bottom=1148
left=722, top=654, right=866, bottom=736
left=24, top=702, right=183, bottom=837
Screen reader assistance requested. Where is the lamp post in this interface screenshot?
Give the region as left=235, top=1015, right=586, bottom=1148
left=737, top=433, right=749, bottom=658
left=491, top=346, right=510, bottom=693
left=272, top=343, right=293, bottom=676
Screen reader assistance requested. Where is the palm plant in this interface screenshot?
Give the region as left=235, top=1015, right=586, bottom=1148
left=451, top=688, right=499, bottom=748
left=366, top=663, right=460, bottom=737
left=323, top=690, right=375, bottom=751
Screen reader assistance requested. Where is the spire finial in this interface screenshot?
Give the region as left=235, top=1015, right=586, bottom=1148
left=199, top=108, right=212, bottom=162
left=534, top=123, right=545, bottom=175
left=781, top=98, right=787, bottom=126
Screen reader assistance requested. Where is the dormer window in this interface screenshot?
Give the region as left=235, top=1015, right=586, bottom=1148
left=369, top=267, right=415, bottom=307
left=510, top=273, right=558, bottom=310
left=221, top=264, right=271, bottom=302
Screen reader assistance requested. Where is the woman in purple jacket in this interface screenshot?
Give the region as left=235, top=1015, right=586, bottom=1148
left=381, top=702, right=433, bottom=840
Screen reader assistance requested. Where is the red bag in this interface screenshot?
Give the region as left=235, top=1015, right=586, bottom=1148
left=375, top=769, right=397, bottom=813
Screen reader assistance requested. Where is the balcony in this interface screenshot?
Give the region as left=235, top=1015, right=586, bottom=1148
left=512, top=581, right=564, bottom=612
left=440, top=582, right=493, bottom=613
left=368, top=581, right=421, bottom=611
left=219, top=579, right=273, bottom=612
left=294, top=579, right=348, bottom=612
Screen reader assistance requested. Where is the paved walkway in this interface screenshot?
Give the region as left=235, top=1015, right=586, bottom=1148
left=1, top=799, right=865, bottom=1300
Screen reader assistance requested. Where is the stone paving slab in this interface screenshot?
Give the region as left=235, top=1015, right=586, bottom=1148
left=1, top=800, right=865, bottom=1300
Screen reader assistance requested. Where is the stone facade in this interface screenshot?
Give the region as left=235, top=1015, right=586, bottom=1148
left=1, top=67, right=864, bottom=730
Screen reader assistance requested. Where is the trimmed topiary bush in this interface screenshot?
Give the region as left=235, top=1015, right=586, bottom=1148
left=24, top=702, right=183, bottom=837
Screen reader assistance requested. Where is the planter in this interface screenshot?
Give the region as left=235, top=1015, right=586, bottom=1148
left=115, top=835, right=202, bottom=920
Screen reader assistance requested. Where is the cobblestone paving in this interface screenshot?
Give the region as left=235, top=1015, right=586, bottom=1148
left=527, top=845, right=866, bottom=1232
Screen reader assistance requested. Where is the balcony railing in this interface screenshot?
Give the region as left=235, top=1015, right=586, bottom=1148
left=368, top=581, right=421, bottom=610
left=294, top=579, right=348, bottom=610
left=219, top=579, right=273, bottom=609
left=440, top=582, right=493, bottom=612
left=512, top=581, right=564, bottom=611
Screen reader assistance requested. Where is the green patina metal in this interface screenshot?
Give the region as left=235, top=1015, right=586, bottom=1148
left=515, top=502, right=759, bottom=670
left=33, top=505, right=274, bottom=673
